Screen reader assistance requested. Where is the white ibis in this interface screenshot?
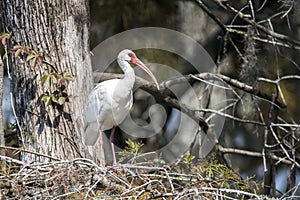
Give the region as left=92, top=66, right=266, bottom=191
left=84, top=49, right=159, bottom=165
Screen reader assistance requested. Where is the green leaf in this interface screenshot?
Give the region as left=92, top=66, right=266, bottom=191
left=63, top=72, right=73, bottom=80
left=51, top=73, right=60, bottom=80
left=42, top=93, right=52, bottom=106
left=51, top=95, right=58, bottom=103
left=0, top=32, right=11, bottom=39
left=31, top=57, right=37, bottom=67
left=11, top=45, right=22, bottom=51
left=59, top=72, right=73, bottom=84
left=41, top=74, right=51, bottom=88
left=41, top=73, right=60, bottom=88
left=15, top=49, right=22, bottom=58
left=57, top=96, right=66, bottom=105
left=41, top=74, right=49, bottom=85
left=26, top=54, right=35, bottom=62
left=183, top=151, right=195, bottom=164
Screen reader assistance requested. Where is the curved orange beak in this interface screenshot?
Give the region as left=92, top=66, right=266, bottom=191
left=131, top=57, right=160, bottom=90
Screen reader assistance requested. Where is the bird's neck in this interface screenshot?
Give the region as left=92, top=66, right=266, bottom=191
left=118, top=60, right=135, bottom=90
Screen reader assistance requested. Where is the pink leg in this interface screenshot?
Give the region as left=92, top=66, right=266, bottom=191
left=99, top=130, right=104, bottom=166
left=110, top=127, right=117, bottom=165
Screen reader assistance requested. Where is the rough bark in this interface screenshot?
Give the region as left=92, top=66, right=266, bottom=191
left=1, top=0, right=93, bottom=162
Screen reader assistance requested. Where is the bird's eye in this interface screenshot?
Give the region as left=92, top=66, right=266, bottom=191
left=128, top=53, right=133, bottom=57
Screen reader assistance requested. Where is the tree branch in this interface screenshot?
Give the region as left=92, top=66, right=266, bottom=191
left=93, top=71, right=288, bottom=133
left=221, top=1, right=300, bottom=49
left=216, top=144, right=292, bottom=165
left=160, top=72, right=286, bottom=108
left=195, top=0, right=227, bottom=33
left=196, top=0, right=300, bottom=50
left=93, top=72, right=209, bottom=133
left=0, top=145, right=61, bottom=161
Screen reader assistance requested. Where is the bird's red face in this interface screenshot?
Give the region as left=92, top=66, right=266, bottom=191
left=128, top=52, right=136, bottom=63
left=127, top=51, right=160, bottom=90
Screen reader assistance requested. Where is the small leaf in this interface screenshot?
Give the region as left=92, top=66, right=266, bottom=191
left=57, top=96, right=66, bottom=105
left=51, top=73, right=60, bottom=80
left=41, top=74, right=51, bottom=88
left=44, top=98, right=51, bottom=106
left=31, top=57, right=37, bottom=67
left=15, top=49, right=22, bottom=58
left=51, top=95, right=58, bottom=103
left=0, top=32, right=11, bottom=39
left=63, top=72, right=73, bottom=80
left=42, top=93, right=52, bottom=106
left=11, top=45, right=22, bottom=51
left=22, top=46, right=30, bottom=53
left=26, top=54, right=35, bottom=62
left=42, top=92, right=50, bottom=98
left=183, top=151, right=195, bottom=164
left=59, top=72, right=73, bottom=84
left=41, top=74, right=49, bottom=85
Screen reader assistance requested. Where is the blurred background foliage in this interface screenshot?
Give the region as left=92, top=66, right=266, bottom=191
left=89, top=0, right=300, bottom=195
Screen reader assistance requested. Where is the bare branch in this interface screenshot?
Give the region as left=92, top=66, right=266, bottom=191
left=93, top=71, right=291, bottom=134
left=216, top=144, right=292, bottom=165
left=160, top=72, right=287, bottom=108
left=0, top=145, right=61, bottom=161
left=195, top=0, right=227, bottom=32
left=223, top=2, right=300, bottom=49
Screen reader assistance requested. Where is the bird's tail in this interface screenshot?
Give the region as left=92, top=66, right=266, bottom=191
left=84, top=122, right=100, bottom=146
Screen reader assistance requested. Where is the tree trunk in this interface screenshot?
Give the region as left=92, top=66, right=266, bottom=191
left=1, top=0, right=93, bottom=162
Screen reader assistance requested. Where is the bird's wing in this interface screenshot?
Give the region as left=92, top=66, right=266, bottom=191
left=83, top=79, right=133, bottom=145
left=83, top=83, right=107, bottom=145
left=84, top=85, right=103, bottom=125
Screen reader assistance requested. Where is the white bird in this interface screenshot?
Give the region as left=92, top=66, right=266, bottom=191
left=84, top=49, right=159, bottom=165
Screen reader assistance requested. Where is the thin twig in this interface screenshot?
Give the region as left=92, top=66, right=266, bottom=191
left=216, top=144, right=292, bottom=165
left=223, top=2, right=300, bottom=48
left=0, top=145, right=61, bottom=161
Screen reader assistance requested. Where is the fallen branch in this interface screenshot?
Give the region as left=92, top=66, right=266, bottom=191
left=0, top=156, right=260, bottom=199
